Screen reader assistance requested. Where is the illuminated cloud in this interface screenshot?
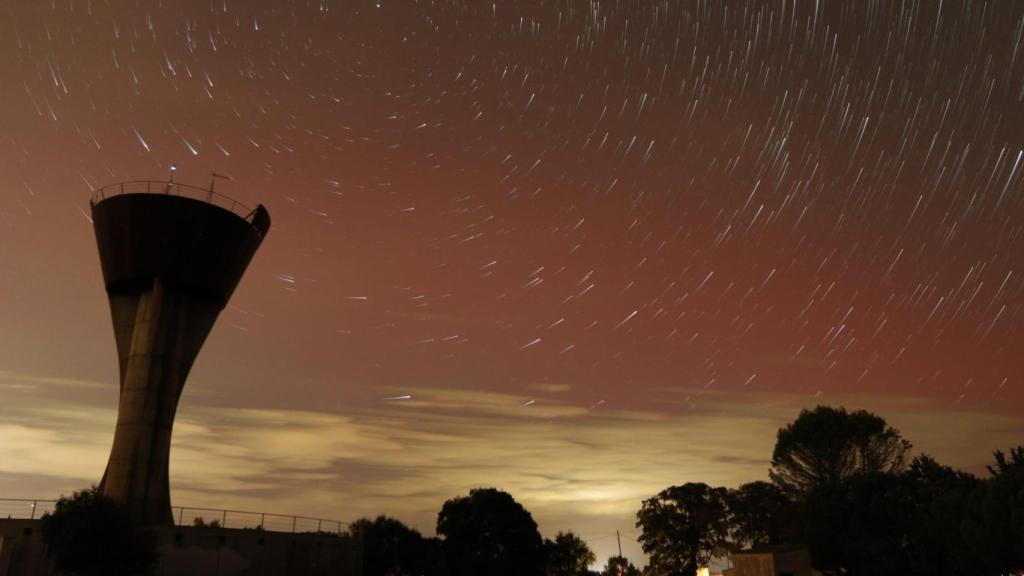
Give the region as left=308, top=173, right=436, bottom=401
left=2, top=372, right=1021, bottom=563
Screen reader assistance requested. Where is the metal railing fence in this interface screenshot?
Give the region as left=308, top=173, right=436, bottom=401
left=0, top=499, right=344, bottom=534
left=0, top=499, right=56, bottom=520
left=90, top=180, right=256, bottom=223
left=173, top=506, right=344, bottom=534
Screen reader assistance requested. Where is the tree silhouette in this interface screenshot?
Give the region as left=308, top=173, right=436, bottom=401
left=987, top=445, right=1024, bottom=475
left=725, top=481, right=790, bottom=548
left=544, top=531, right=595, bottom=576
left=796, top=472, right=915, bottom=574
left=967, top=446, right=1024, bottom=575
left=40, top=486, right=157, bottom=576
left=769, top=405, right=911, bottom=495
left=620, top=415, right=1023, bottom=576
left=636, top=483, right=729, bottom=576
left=601, top=555, right=640, bottom=576
left=351, top=515, right=448, bottom=576
left=437, top=488, right=545, bottom=576
left=902, top=455, right=980, bottom=576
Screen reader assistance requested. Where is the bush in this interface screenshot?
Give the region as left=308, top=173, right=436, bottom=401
left=40, top=486, right=157, bottom=576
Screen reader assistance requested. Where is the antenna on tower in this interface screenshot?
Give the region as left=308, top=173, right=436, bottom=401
left=165, top=163, right=177, bottom=193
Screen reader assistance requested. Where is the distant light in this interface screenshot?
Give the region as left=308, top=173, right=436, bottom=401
left=170, top=164, right=177, bottom=171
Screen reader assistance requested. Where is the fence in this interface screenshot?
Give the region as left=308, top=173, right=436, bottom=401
left=0, top=499, right=345, bottom=534
left=90, top=180, right=257, bottom=223
left=173, top=506, right=344, bottom=533
left=0, top=499, right=55, bottom=520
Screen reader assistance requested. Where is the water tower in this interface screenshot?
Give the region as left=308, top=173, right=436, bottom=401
left=90, top=179, right=270, bottom=525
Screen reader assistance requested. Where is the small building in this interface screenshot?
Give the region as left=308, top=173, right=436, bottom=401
left=722, top=545, right=822, bottom=576
left=0, top=521, right=49, bottom=576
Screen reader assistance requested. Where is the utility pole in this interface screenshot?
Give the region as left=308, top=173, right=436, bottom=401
left=616, top=530, right=622, bottom=557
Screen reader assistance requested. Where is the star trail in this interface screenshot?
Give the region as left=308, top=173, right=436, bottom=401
left=1, top=0, right=1022, bottom=565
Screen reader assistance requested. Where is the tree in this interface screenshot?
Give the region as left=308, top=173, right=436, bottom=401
left=636, top=483, right=729, bottom=576
left=796, top=472, right=914, bottom=575
left=40, top=486, right=157, bottom=576
left=350, top=515, right=448, bottom=576
left=964, top=447, right=1024, bottom=575
left=601, top=555, right=640, bottom=576
left=901, top=455, right=981, bottom=576
left=769, top=405, right=911, bottom=495
left=544, top=532, right=594, bottom=576
left=437, top=488, right=545, bottom=576
left=790, top=452, right=1019, bottom=576
left=725, top=481, right=790, bottom=548
left=545, top=531, right=595, bottom=576
left=987, top=445, right=1024, bottom=475
left=766, top=445, right=1024, bottom=576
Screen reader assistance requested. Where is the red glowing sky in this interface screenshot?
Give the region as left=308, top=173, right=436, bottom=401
left=1, top=0, right=1022, bottom=565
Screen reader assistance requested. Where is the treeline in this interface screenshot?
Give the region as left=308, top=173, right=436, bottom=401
left=635, top=405, right=1024, bottom=576
left=351, top=488, right=629, bottom=576
left=355, top=405, right=1024, bottom=576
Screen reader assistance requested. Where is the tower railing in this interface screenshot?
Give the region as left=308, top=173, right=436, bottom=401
left=0, top=499, right=345, bottom=534
left=90, top=181, right=259, bottom=225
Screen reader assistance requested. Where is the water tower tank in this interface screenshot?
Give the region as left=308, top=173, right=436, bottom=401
left=90, top=180, right=270, bottom=525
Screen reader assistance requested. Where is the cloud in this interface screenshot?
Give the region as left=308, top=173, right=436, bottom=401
left=2, top=371, right=1022, bottom=565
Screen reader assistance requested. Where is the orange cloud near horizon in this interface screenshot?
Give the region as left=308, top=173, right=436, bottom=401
left=1, top=372, right=1020, bottom=566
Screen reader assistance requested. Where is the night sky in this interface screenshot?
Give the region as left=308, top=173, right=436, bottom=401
left=1, top=0, right=1023, bottom=565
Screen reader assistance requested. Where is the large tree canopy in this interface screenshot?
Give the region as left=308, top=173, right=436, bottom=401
left=436, top=488, right=545, bottom=576
left=769, top=405, right=912, bottom=495
left=636, top=483, right=729, bottom=576
left=797, top=472, right=915, bottom=575
left=350, top=515, right=447, bottom=576
left=725, top=481, right=790, bottom=548
left=970, top=446, right=1024, bottom=575
left=901, top=455, right=981, bottom=576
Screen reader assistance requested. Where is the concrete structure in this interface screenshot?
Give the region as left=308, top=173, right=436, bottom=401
left=90, top=181, right=271, bottom=526
left=154, top=525, right=360, bottom=576
left=723, top=545, right=822, bottom=576
left=0, top=521, right=49, bottom=576
left=0, top=520, right=361, bottom=576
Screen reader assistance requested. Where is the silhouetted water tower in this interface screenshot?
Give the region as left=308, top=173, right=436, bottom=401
left=90, top=179, right=270, bottom=525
